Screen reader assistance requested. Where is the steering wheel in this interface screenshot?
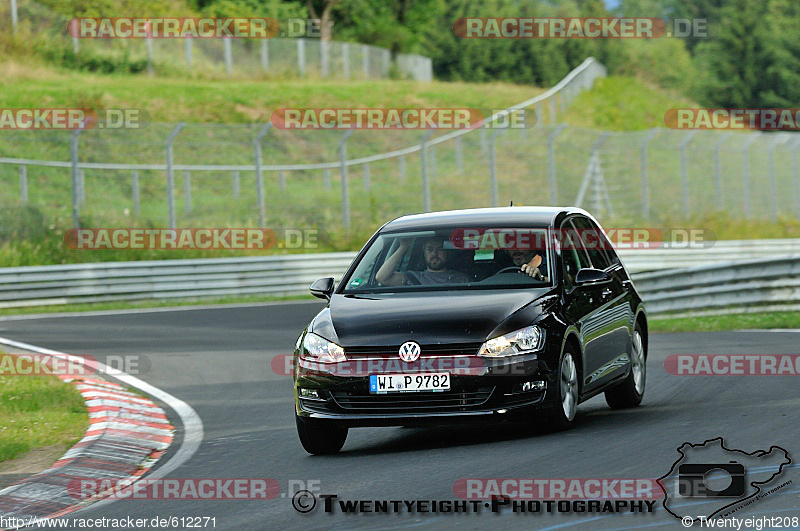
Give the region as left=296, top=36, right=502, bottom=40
left=495, top=266, right=522, bottom=275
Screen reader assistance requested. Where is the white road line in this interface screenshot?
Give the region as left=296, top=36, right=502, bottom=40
left=0, top=335, right=204, bottom=512
left=739, top=329, right=800, bottom=333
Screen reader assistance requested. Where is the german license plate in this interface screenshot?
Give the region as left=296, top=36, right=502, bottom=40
left=369, top=373, right=450, bottom=393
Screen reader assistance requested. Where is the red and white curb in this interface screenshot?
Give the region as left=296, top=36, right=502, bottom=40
left=0, top=375, right=174, bottom=523
left=0, top=336, right=204, bottom=530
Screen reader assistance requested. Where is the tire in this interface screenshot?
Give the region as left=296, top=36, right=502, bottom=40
left=545, top=345, right=580, bottom=431
left=605, top=325, right=646, bottom=409
left=295, top=415, right=348, bottom=455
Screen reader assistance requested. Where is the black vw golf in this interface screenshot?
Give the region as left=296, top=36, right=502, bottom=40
left=294, top=207, right=647, bottom=454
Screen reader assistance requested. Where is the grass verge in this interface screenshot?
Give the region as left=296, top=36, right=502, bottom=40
left=0, top=59, right=546, bottom=124
left=0, top=360, right=88, bottom=463
left=563, top=76, right=696, bottom=130
left=650, top=311, right=800, bottom=333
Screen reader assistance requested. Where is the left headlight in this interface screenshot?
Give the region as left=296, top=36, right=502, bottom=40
left=478, top=325, right=544, bottom=357
left=301, top=332, right=346, bottom=363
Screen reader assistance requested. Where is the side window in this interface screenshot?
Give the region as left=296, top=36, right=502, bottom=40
left=398, top=239, right=414, bottom=270
left=561, top=219, right=591, bottom=290
left=350, top=237, right=387, bottom=288
left=571, top=216, right=611, bottom=270
left=604, top=246, right=621, bottom=267
left=594, top=220, right=621, bottom=266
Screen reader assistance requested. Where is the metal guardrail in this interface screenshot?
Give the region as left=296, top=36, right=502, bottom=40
left=2, top=240, right=800, bottom=310
left=635, top=255, right=800, bottom=315
left=618, top=239, right=800, bottom=273
left=0, top=253, right=358, bottom=308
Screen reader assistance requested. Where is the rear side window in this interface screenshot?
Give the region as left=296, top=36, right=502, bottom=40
left=571, top=216, right=611, bottom=270
left=583, top=216, right=621, bottom=267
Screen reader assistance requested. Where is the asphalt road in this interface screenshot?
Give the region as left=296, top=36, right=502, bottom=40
left=2, top=303, right=799, bottom=530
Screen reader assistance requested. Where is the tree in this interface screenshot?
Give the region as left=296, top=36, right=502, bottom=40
left=692, top=0, right=775, bottom=107
left=665, top=0, right=727, bottom=51
left=196, top=0, right=305, bottom=18
left=759, top=0, right=800, bottom=107
left=331, top=0, right=444, bottom=59
left=305, top=1, right=338, bottom=42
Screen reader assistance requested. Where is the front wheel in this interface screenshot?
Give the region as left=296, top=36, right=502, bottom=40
left=605, top=326, right=646, bottom=409
left=296, top=415, right=348, bottom=455
left=542, top=346, right=579, bottom=431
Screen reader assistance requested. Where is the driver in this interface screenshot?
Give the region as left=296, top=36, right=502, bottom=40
left=506, top=249, right=548, bottom=280
left=376, top=237, right=470, bottom=286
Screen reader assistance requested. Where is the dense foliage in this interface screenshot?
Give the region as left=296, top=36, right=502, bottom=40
left=25, top=0, right=800, bottom=112
left=203, top=0, right=798, bottom=107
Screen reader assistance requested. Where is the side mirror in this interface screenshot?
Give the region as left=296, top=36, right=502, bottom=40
left=575, top=268, right=611, bottom=286
left=309, top=277, right=335, bottom=300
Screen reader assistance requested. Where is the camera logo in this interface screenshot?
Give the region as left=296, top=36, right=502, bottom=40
left=677, top=462, right=745, bottom=497
left=658, top=438, right=791, bottom=523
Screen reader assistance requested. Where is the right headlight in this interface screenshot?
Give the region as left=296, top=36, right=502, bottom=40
left=478, top=325, right=544, bottom=357
left=301, top=332, right=346, bottom=363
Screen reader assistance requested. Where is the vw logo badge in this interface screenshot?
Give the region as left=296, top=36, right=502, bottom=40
left=399, top=341, right=421, bottom=362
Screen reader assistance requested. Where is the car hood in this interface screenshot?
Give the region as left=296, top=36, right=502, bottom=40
left=310, top=288, right=557, bottom=347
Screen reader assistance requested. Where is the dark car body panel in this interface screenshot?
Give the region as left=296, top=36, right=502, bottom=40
left=315, top=289, right=553, bottom=346
left=293, top=207, right=647, bottom=427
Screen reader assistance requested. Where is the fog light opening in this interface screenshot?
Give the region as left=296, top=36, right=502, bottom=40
left=299, top=388, right=321, bottom=399
left=518, top=380, right=546, bottom=392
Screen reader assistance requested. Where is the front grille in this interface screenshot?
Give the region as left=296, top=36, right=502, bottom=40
left=298, top=398, right=335, bottom=414
left=501, top=391, right=547, bottom=407
left=344, top=342, right=483, bottom=360
left=330, top=387, right=494, bottom=413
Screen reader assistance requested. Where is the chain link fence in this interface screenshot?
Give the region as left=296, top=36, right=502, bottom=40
left=3, top=57, right=797, bottom=246
left=0, top=59, right=607, bottom=237
left=0, top=0, right=432, bottom=81
left=3, top=125, right=797, bottom=234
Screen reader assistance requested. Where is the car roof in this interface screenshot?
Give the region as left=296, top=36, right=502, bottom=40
left=381, top=206, right=589, bottom=232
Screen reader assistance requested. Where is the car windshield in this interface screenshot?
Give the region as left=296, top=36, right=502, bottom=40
left=341, top=226, right=553, bottom=293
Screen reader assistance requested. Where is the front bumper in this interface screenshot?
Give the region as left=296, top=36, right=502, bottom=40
left=294, top=352, right=558, bottom=427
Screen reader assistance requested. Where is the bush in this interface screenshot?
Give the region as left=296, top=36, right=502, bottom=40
left=609, top=39, right=697, bottom=93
